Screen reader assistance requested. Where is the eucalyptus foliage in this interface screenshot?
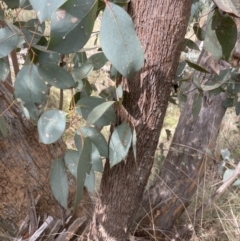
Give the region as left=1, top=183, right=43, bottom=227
left=0, top=0, right=240, bottom=209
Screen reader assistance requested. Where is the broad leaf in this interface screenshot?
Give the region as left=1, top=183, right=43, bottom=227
left=0, top=58, right=10, bottom=81
left=84, top=169, right=95, bottom=193
left=87, top=52, right=108, bottom=70
left=38, top=110, right=66, bottom=144
left=29, top=0, right=66, bottom=23
left=14, top=65, right=48, bottom=121
left=214, top=0, right=240, bottom=17
left=72, top=63, right=93, bottom=81
left=87, top=101, right=115, bottom=126
left=92, top=144, right=103, bottom=172
left=193, top=23, right=205, bottom=41
left=74, top=137, right=92, bottom=210
left=48, top=0, right=97, bottom=53
left=100, top=2, right=144, bottom=78
left=76, top=96, right=116, bottom=126
left=203, top=9, right=237, bottom=60
left=0, top=27, right=24, bottom=58
left=110, top=64, right=121, bottom=79
left=183, top=38, right=200, bottom=51
left=50, top=158, right=69, bottom=209
left=109, top=122, right=132, bottom=168
left=64, top=150, right=79, bottom=178
left=185, top=60, right=209, bottom=73
left=223, top=169, right=240, bottom=186
left=38, top=64, right=76, bottom=89
left=78, top=126, right=108, bottom=157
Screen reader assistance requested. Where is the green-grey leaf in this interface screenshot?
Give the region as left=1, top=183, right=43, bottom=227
left=193, top=23, right=205, bottom=41
left=84, top=169, right=95, bottom=193
left=183, top=38, right=200, bottom=51
left=38, top=110, right=66, bottom=144
left=100, top=2, right=144, bottom=78
left=222, top=169, right=240, bottom=186
left=38, top=64, right=76, bottom=89
left=50, top=158, right=69, bottom=209
left=29, top=0, right=66, bottom=23
left=64, top=150, right=79, bottom=178
left=87, top=52, right=108, bottom=70
left=48, top=0, right=97, bottom=53
left=14, top=65, right=48, bottom=121
left=92, top=144, right=103, bottom=172
left=78, top=126, right=108, bottom=157
left=87, top=101, right=115, bottom=126
left=0, top=27, right=24, bottom=58
left=76, top=96, right=116, bottom=126
left=203, top=9, right=237, bottom=60
left=74, top=137, right=92, bottom=210
left=213, top=0, right=240, bottom=17
left=72, top=63, right=93, bottom=81
left=185, top=60, right=209, bottom=73
left=109, top=122, right=132, bottom=168
left=0, top=58, right=10, bottom=81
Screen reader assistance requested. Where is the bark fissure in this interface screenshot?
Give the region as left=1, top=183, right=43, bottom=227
left=89, top=1, right=192, bottom=240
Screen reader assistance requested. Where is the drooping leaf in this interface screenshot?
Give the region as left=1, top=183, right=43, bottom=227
left=192, top=93, right=202, bottom=120
left=87, top=101, right=115, bottom=126
left=0, top=108, right=7, bottom=137
left=0, top=27, right=24, bottom=58
left=193, top=23, right=205, bottom=41
left=183, top=38, right=200, bottom=51
left=14, top=65, right=48, bottom=121
left=64, top=150, right=79, bottom=178
left=72, top=52, right=87, bottom=67
left=84, top=169, right=95, bottom=193
left=176, top=61, right=186, bottom=76
left=77, top=78, right=92, bottom=97
left=235, top=102, right=240, bottom=115
left=74, top=137, right=92, bottom=210
left=29, top=0, right=66, bottom=23
left=87, top=52, right=108, bottom=70
left=78, top=126, right=108, bottom=157
left=38, top=64, right=76, bottom=89
left=92, top=144, right=103, bottom=172
left=109, top=122, right=132, bottom=168
left=48, top=0, right=97, bottom=53
left=116, top=84, right=123, bottom=101
left=38, top=110, right=66, bottom=144
left=50, top=158, right=69, bottom=209
left=185, top=60, right=209, bottom=73
left=201, top=69, right=231, bottom=91
left=203, top=9, right=237, bottom=60
left=72, top=63, right=93, bottom=81
left=110, top=64, right=121, bottom=79
left=213, top=0, right=240, bottom=17
left=74, top=131, right=83, bottom=152
left=76, top=96, right=116, bottom=126
left=132, top=127, right=137, bottom=161
left=100, top=2, right=144, bottom=78
left=99, top=86, right=117, bottom=101
left=0, top=58, right=10, bottom=81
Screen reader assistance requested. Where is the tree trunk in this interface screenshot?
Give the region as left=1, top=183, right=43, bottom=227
left=88, top=1, right=192, bottom=240
left=0, top=81, right=92, bottom=237
left=135, top=50, right=230, bottom=239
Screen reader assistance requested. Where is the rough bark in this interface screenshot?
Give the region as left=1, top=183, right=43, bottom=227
left=0, top=81, right=92, bottom=237
left=135, top=51, right=230, bottom=239
left=88, top=1, right=192, bottom=240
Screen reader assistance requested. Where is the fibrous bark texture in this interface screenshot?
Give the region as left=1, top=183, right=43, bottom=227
left=0, top=81, right=66, bottom=235
left=136, top=50, right=230, bottom=239
left=89, top=1, right=192, bottom=240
